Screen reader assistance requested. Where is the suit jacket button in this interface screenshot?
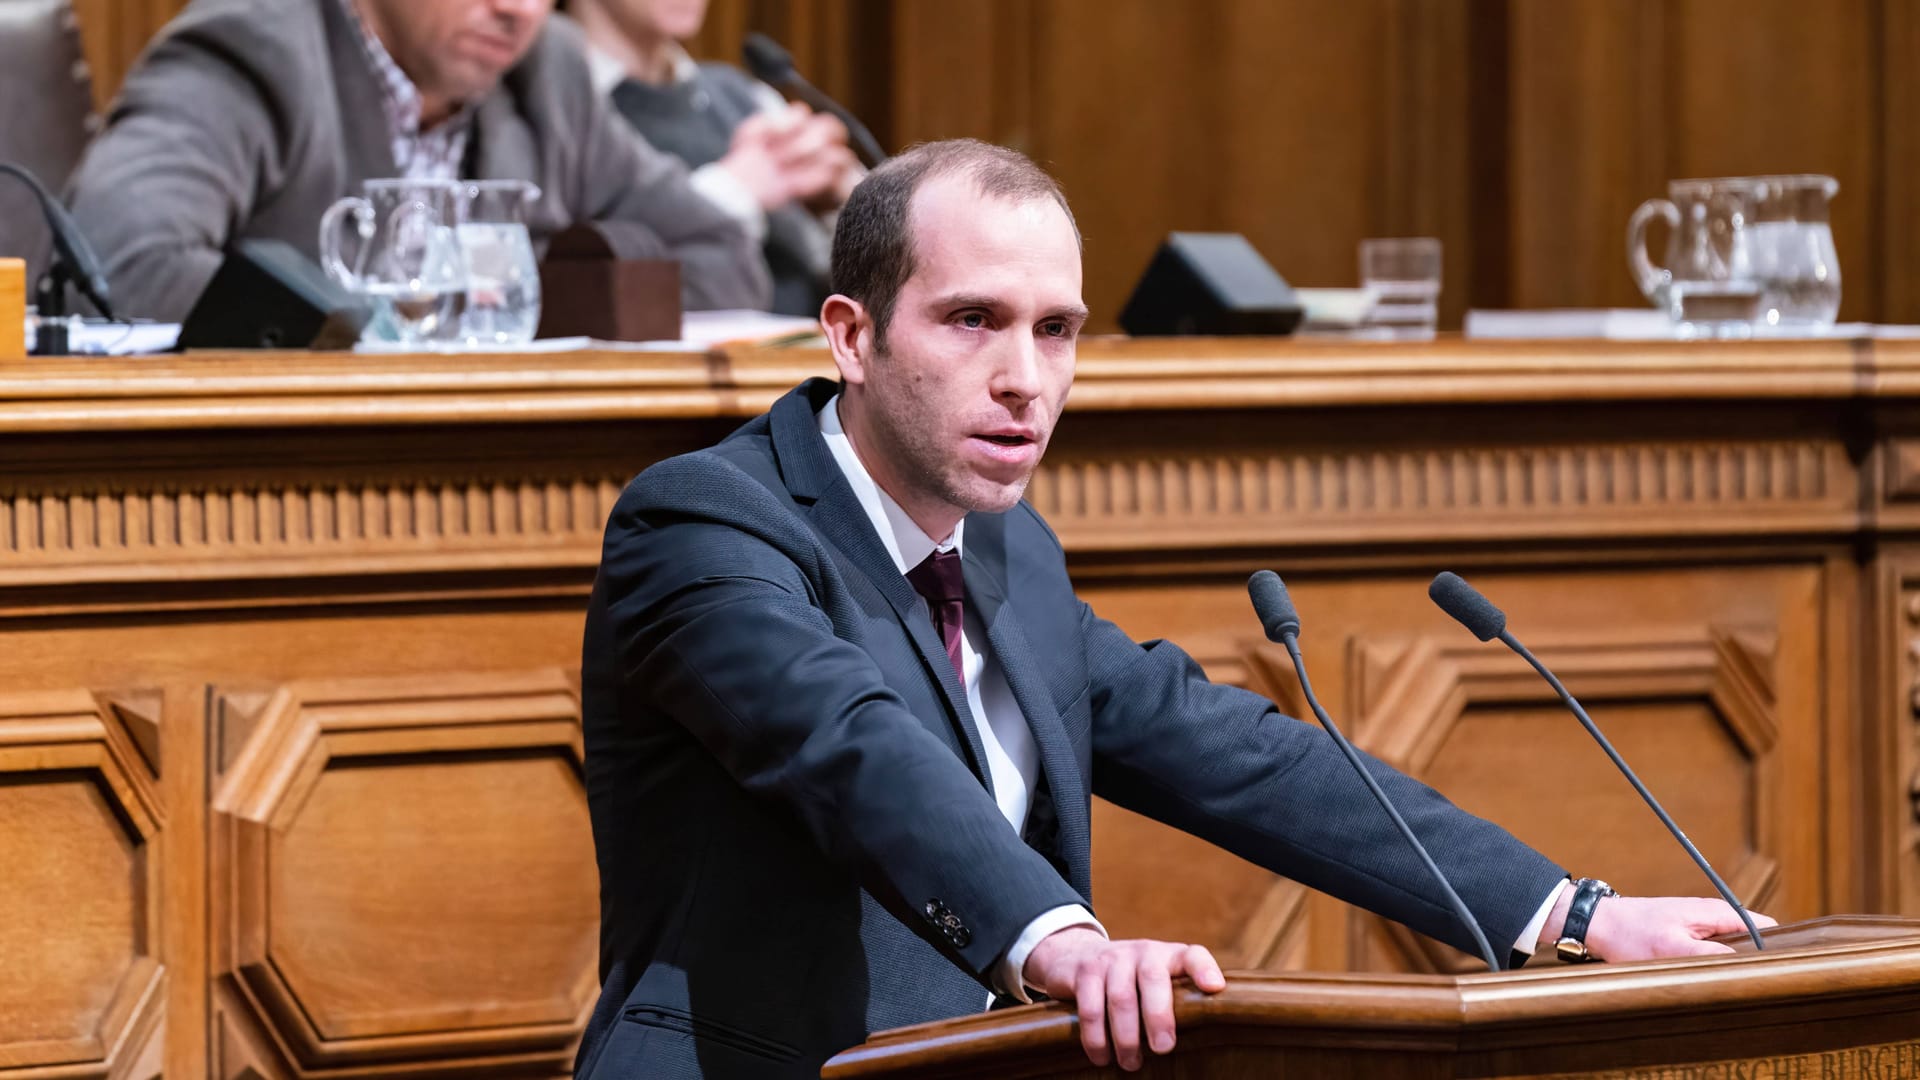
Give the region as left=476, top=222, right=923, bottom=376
left=951, top=926, right=971, bottom=948
left=925, top=899, right=944, bottom=920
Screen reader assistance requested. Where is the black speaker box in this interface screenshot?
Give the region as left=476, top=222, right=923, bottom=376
left=178, top=239, right=370, bottom=350
left=1117, top=232, right=1304, bottom=336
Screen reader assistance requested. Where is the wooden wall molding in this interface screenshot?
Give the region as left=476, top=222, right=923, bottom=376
left=0, top=690, right=164, bottom=1078
left=0, top=340, right=1891, bottom=1071
left=1344, top=627, right=1782, bottom=973
left=0, top=475, right=623, bottom=579
left=1031, top=437, right=1852, bottom=551
left=1882, top=440, right=1920, bottom=503
left=0, top=339, right=1890, bottom=431
left=1349, top=628, right=1782, bottom=767
left=1902, top=584, right=1920, bottom=914
left=0, top=434, right=1852, bottom=591
left=208, top=674, right=595, bottom=1078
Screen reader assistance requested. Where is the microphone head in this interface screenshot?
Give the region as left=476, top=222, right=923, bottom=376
left=1246, top=570, right=1301, bottom=643
left=742, top=32, right=795, bottom=84
left=1429, top=571, right=1506, bottom=642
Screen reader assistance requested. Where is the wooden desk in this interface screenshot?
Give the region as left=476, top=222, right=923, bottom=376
left=827, top=917, right=1920, bottom=1079
left=1, top=337, right=1917, bottom=1078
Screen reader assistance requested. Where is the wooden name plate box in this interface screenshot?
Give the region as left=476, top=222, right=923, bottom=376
left=536, top=224, right=681, bottom=342
left=0, top=258, right=23, bottom=360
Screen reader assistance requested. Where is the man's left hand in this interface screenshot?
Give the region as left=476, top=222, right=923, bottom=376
left=1575, top=895, right=1779, bottom=961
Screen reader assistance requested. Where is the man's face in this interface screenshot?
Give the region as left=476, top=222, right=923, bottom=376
left=362, top=0, right=552, bottom=105
left=841, top=174, right=1087, bottom=534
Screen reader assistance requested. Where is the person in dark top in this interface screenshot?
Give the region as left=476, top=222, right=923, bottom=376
left=565, top=0, right=861, bottom=315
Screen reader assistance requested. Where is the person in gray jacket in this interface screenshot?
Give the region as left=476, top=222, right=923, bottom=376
left=66, top=0, right=771, bottom=322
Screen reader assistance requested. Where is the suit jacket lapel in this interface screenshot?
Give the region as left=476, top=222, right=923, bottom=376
left=963, top=514, right=1094, bottom=899
left=770, top=382, right=995, bottom=792
left=469, top=92, right=543, bottom=185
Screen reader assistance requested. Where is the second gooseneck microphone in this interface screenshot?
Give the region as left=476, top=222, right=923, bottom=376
left=1427, top=571, right=1767, bottom=951
left=742, top=33, right=888, bottom=168
left=1247, top=570, right=1501, bottom=972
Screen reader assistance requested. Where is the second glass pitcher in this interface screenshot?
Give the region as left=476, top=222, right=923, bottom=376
left=1746, top=174, right=1841, bottom=328
left=455, top=179, right=543, bottom=346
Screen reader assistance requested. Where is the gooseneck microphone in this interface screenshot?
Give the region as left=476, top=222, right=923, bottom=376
left=1247, top=570, right=1501, bottom=972
left=742, top=33, right=888, bottom=168
left=0, top=162, right=114, bottom=318
left=1427, top=571, right=1766, bottom=951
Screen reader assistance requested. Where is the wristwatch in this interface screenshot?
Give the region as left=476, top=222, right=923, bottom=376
left=1554, top=877, right=1617, bottom=963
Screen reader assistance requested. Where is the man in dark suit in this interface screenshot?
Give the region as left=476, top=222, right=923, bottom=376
left=577, top=139, right=1768, bottom=1079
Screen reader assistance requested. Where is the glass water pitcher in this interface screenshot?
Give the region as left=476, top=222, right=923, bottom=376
left=1745, top=174, right=1841, bottom=328
left=455, top=179, right=543, bottom=346
left=319, top=178, right=467, bottom=346
left=1626, top=177, right=1763, bottom=331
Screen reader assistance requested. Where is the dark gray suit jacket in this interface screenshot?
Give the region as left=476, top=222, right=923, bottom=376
left=576, top=378, right=1566, bottom=1078
left=65, top=0, right=770, bottom=320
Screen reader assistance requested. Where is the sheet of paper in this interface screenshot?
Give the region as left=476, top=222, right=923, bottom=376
left=28, top=319, right=183, bottom=355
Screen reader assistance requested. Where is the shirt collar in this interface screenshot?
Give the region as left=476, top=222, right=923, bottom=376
left=339, top=0, right=476, bottom=137
left=584, top=39, right=627, bottom=98
left=817, top=394, right=962, bottom=575
left=585, top=36, right=701, bottom=98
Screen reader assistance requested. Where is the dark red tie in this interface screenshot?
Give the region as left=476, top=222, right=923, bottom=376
left=906, top=549, right=967, bottom=693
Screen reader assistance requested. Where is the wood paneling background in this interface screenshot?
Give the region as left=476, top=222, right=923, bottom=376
left=69, top=0, right=1911, bottom=329
left=0, top=337, right=1909, bottom=1075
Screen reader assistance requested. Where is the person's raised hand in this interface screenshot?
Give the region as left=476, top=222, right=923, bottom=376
left=718, top=103, right=814, bottom=209
left=765, top=109, right=855, bottom=203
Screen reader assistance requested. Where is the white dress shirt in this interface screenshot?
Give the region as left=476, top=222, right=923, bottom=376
left=818, top=396, right=1102, bottom=1001
left=337, top=0, right=472, bottom=180
left=817, top=396, right=1563, bottom=991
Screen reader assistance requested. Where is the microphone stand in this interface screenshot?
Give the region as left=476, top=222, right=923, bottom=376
left=34, top=261, right=74, bottom=357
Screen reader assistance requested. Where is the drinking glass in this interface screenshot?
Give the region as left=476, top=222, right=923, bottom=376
left=319, top=179, right=467, bottom=346
left=455, top=179, right=543, bottom=346
left=1359, top=237, right=1441, bottom=340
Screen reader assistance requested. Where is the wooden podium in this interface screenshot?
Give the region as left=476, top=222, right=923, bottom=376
left=825, top=918, right=1920, bottom=1079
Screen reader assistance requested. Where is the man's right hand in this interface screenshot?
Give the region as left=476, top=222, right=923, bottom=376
left=1021, top=927, right=1227, bottom=1072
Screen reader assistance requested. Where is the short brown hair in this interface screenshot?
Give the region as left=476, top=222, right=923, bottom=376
left=829, top=139, right=1079, bottom=346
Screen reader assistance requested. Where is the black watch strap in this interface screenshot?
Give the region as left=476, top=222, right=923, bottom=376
left=1555, top=877, right=1616, bottom=962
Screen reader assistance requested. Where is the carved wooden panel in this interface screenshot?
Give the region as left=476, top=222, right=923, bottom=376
left=0, top=690, right=163, bottom=1078
left=1899, top=575, right=1920, bottom=917
left=1347, top=626, right=1782, bottom=974
left=1083, top=564, right=1825, bottom=976
left=209, top=673, right=596, bottom=1079
left=1033, top=437, right=1852, bottom=551
left=0, top=474, right=624, bottom=575
left=0, top=340, right=1885, bottom=1071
